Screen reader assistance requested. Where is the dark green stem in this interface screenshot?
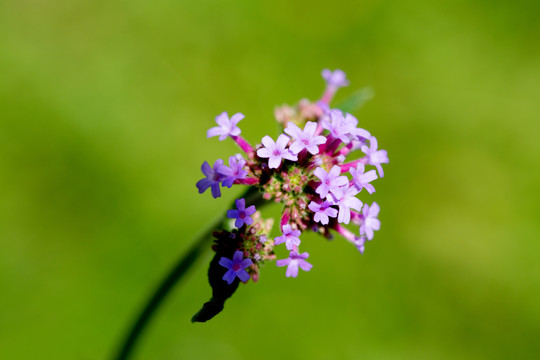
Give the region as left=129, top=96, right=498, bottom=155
left=112, top=187, right=263, bottom=360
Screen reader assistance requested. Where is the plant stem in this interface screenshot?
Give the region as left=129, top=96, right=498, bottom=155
left=112, top=187, right=263, bottom=360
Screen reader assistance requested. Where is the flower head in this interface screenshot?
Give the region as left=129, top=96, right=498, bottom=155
left=359, top=202, right=381, bottom=240
left=274, top=224, right=302, bottom=250
left=276, top=251, right=313, bottom=278
left=256, top=134, right=297, bottom=169
left=219, top=250, right=253, bottom=284
left=207, top=112, right=244, bottom=141
left=284, top=121, right=327, bottom=155
left=227, top=198, right=256, bottom=228
left=361, top=136, right=389, bottom=177
left=218, top=154, right=248, bottom=188
left=314, top=165, right=349, bottom=198
left=196, top=159, right=224, bottom=198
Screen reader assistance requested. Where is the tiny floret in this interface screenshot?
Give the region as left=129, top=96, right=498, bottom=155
left=314, top=165, right=349, bottom=198
left=361, top=136, right=389, bottom=177
left=284, top=121, right=327, bottom=155
left=219, top=250, right=253, bottom=284
left=207, top=112, right=244, bottom=141
left=218, top=154, right=248, bottom=188
left=349, top=163, right=378, bottom=194
left=276, top=251, right=313, bottom=278
left=256, top=134, right=298, bottom=169
left=274, top=224, right=302, bottom=250
left=308, top=201, right=338, bottom=225
left=322, top=69, right=349, bottom=89
left=196, top=159, right=224, bottom=199
left=359, top=202, right=381, bottom=240
left=327, top=185, right=363, bottom=225
left=227, top=198, right=256, bottom=228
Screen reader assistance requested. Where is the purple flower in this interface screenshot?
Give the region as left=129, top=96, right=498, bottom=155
left=274, top=224, right=301, bottom=250
left=359, top=202, right=380, bottom=240
left=284, top=121, right=327, bottom=155
left=276, top=251, right=313, bottom=278
left=196, top=159, right=224, bottom=199
left=219, top=250, right=252, bottom=284
left=344, top=113, right=371, bottom=141
left=322, top=69, right=349, bottom=89
left=207, top=112, right=244, bottom=141
left=217, top=154, right=248, bottom=188
left=308, top=201, right=338, bottom=225
left=313, top=165, right=349, bottom=198
left=349, top=163, right=378, bottom=194
left=227, top=198, right=256, bottom=228
left=355, top=236, right=366, bottom=254
left=361, top=136, right=389, bottom=177
left=321, top=110, right=356, bottom=144
left=327, top=185, right=363, bottom=225
left=256, top=134, right=298, bottom=169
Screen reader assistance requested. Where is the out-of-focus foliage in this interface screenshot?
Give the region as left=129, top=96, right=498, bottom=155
left=1, top=0, right=539, bottom=359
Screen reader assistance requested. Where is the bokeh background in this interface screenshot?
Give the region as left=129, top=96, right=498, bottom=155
left=1, top=0, right=540, bottom=359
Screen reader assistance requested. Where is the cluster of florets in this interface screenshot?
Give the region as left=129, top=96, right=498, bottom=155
left=196, top=69, right=388, bottom=284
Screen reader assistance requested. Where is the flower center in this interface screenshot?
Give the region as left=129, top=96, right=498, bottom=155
left=232, top=263, right=241, bottom=271
left=273, top=149, right=281, bottom=156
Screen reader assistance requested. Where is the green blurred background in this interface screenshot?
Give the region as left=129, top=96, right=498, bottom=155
left=1, top=0, right=539, bottom=359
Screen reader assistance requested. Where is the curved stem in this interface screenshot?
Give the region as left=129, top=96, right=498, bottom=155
left=113, top=216, right=223, bottom=360
left=112, top=186, right=264, bottom=360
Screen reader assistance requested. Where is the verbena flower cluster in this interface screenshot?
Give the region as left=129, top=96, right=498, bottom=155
left=196, top=69, right=388, bottom=285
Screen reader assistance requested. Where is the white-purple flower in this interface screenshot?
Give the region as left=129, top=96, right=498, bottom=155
left=327, top=185, right=363, bottom=225
left=276, top=251, right=313, bottom=278
left=321, top=110, right=357, bottom=144
left=274, top=224, right=301, bottom=250
left=322, top=69, right=349, bottom=89
left=361, top=136, right=389, bottom=177
left=227, top=198, right=256, bottom=228
left=207, top=112, right=244, bottom=141
left=217, top=154, right=248, bottom=188
left=219, top=250, right=252, bottom=284
left=314, top=165, right=349, bottom=198
left=349, top=163, right=378, bottom=194
left=196, top=159, right=224, bottom=199
left=256, top=134, right=298, bottom=169
left=359, top=202, right=380, bottom=240
left=308, top=201, right=338, bottom=225
left=284, top=121, right=327, bottom=155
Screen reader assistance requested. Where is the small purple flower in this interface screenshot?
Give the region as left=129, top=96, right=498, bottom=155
left=313, top=165, right=349, bottom=198
left=207, top=112, right=244, bottom=141
left=359, top=202, right=381, bottom=240
left=344, top=113, right=371, bottom=141
left=322, top=69, right=349, bottom=89
left=321, top=110, right=356, bottom=144
left=349, top=163, right=378, bottom=194
left=355, top=236, right=366, bottom=254
left=361, top=136, right=389, bottom=177
left=256, top=134, right=298, bottom=169
left=276, top=251, right=313, bottom=278
left=284, top=121, right=327, bottom=155
left=227, top=198, right=256, bottom=228
left=219, top=250, right=252, bottom=284
left=217, top=154, right=248, bottom=188
left=196, top=159, right=224, bottom=199
left=274, top=224, right=301, bottom=250
left=308, top=201, right=338, bottom=225
left=327, top=185, right=363, bottom=225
